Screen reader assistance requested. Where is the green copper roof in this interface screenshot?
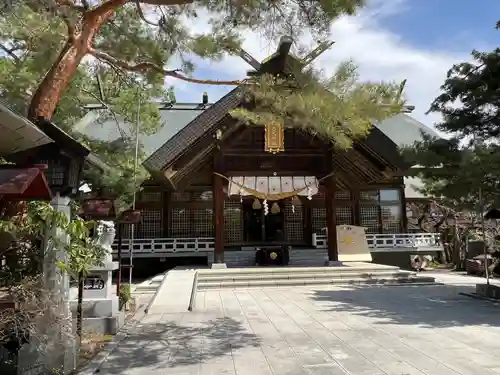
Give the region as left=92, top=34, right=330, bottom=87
left=74, top=103, right=209, bottom=159
left=375, top=114, right=439, bottom=199
left=75, top=104, right=438, bottom=200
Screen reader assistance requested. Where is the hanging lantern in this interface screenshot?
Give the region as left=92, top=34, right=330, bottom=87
left=271, top=202, right=280, bottom=214
left=264, top=119, right=285, bottom=153
left=252, top=198, right=262, bottom=210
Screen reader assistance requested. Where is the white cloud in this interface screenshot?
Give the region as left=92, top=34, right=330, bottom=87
left=169, top=0, right=470, bottom=130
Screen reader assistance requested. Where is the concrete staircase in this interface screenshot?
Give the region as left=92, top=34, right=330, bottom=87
left=132, top=273, right=165, bottom=296
left=196, top=263, right=435, bottom=290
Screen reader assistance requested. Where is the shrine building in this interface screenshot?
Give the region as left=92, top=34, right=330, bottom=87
left=76, top=39, right=441, bottom=268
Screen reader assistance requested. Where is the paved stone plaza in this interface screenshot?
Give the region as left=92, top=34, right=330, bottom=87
left=94, top=274, right=500, bottom=375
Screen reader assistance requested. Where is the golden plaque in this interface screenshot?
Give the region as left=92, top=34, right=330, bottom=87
left=264, top=120, right=284, bottom=153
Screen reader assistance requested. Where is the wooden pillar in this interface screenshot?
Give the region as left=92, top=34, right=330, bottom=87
left=213, top=148, right=225, bottom=263
left=325, top=176, right=339, bottom=262
left=399, top=184, right=408, bottom=233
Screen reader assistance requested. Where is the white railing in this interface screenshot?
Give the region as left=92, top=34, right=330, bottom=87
left=111, top=232, right=441, bottom=255
left=111, top=237, right=214, bottom=255
left=312, top=232, right=441, bottom=250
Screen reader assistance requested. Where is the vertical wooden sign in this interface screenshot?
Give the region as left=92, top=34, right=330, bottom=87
left=264, top=120, right=285, bottom=153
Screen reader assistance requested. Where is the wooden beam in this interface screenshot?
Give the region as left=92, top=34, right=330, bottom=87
left=325, top=175, right=339, bottom=262
left=213, top=148, right=225, bottom=263
left=325, top=149, right=339, bottom=262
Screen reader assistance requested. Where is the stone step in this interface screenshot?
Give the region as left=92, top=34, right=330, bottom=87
left=197, top=275, right=436, bottom=290
left=132, top=274, right=165, bottom=294
left=197, top=270, right=416, bottom=282
left=199, top=265, right=402, bottom=277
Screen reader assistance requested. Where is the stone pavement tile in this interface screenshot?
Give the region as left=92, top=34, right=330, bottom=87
left=231, top=347, right=273, bottom=375
left=303, top=363, right=349, bottom=375
left=233, top=291, right=282, bottom=342
left=249, top=291, right=337, bottom=368
left=204, top=290, right=224, bottom=314
left=199, top=354, right=235, bottom=375
left=220, top=290, right=245, bottom=317
left=257, top=291, right=385, bottom=375
left=444, top=326, right=500, bottom=355
left=274, top=288, right=459, bottom=375
left=234, top=291, right=311, bottom=375
left=259, top=342, right=311, bottom=375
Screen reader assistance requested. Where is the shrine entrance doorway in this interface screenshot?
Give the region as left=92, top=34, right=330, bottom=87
left=242, top=199, right=284, bottom=243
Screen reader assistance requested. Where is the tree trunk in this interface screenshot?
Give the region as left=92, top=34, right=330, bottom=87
left=27, top=0, right=127, bottom=121
left=28, top=41, right=88, bottom=121
left=77, top=271, right=84, bottom=347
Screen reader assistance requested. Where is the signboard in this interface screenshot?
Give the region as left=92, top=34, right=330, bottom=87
left=70, top=275, right=105, bottom=290
left=337, top=225, right=372, bottom=262
left=264, top=120, right=284, bottom=153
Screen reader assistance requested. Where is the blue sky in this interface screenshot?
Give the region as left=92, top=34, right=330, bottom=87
left=169, top=0, right=499, bottom=127
left=380, top=0, right=500, bottom=52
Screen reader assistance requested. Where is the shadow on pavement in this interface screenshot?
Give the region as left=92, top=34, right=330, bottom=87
left=308, top=283, right=500, bottom=329
left=98, top=316, right=260, bottom=374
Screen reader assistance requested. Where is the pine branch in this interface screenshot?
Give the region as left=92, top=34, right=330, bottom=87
left=89, top=48, right=246, bottom=86
left=0, top=43, right=21, bottom=63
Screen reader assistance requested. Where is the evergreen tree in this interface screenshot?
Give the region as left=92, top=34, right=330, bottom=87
left=404, top=30, right=500, bottom=210
left=1, top=0, right=404, bottom=209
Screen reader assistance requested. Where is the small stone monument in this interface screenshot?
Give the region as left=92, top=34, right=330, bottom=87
left=337, top=225, right=373, bottom=262
left=69, top=220, right=121, bottom=334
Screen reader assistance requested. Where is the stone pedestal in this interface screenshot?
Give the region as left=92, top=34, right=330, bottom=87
left=70, top=221, right=122, bottom=334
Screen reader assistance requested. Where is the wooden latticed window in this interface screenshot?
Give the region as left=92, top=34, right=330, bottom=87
left=360, top=205, right=379, bottom=233
left=170, top=208, right=191, bottom=238
left=171, top=192, right=191, bottom=201
left=335, top=190, right=351, bottom=200
left=137, top=209, right=162, bottom=238
left=140, top=191, right=161, bottom=203
left=192, top=191, right=213, bottom=201
left=224, top=200, right=243, bottom=244
left=360, top=189, right=402, bottom=233
left=169, top=207, right=214, bottom=238
left=336, top=206, right=353, bottom=226
left=380, top=189, right=401, bottom=233
left=312, top=207, right=327, bottom=233
left=284, top=201, right=304, bottom=242
left=192, top=208, right=214, bottom=237
left=39, top=159, right=65, bottom=187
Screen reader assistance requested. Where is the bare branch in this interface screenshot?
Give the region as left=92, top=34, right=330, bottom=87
left=89, top=48, right=246, bottom=86
left=138, top=0, right=194, bottom=4
left=134, top=0, right=160, bottom=26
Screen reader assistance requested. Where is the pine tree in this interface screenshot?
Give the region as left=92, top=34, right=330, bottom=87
left=1, top=0, right=404, bottom=208
left=404, top=27, right=500, bottom=209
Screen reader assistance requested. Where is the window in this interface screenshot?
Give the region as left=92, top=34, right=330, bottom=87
left=379, top=189, right=400, bottom=202
left=169, top=208, right=214, bottom=238
left=360, top=188, right=402, bottom=233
